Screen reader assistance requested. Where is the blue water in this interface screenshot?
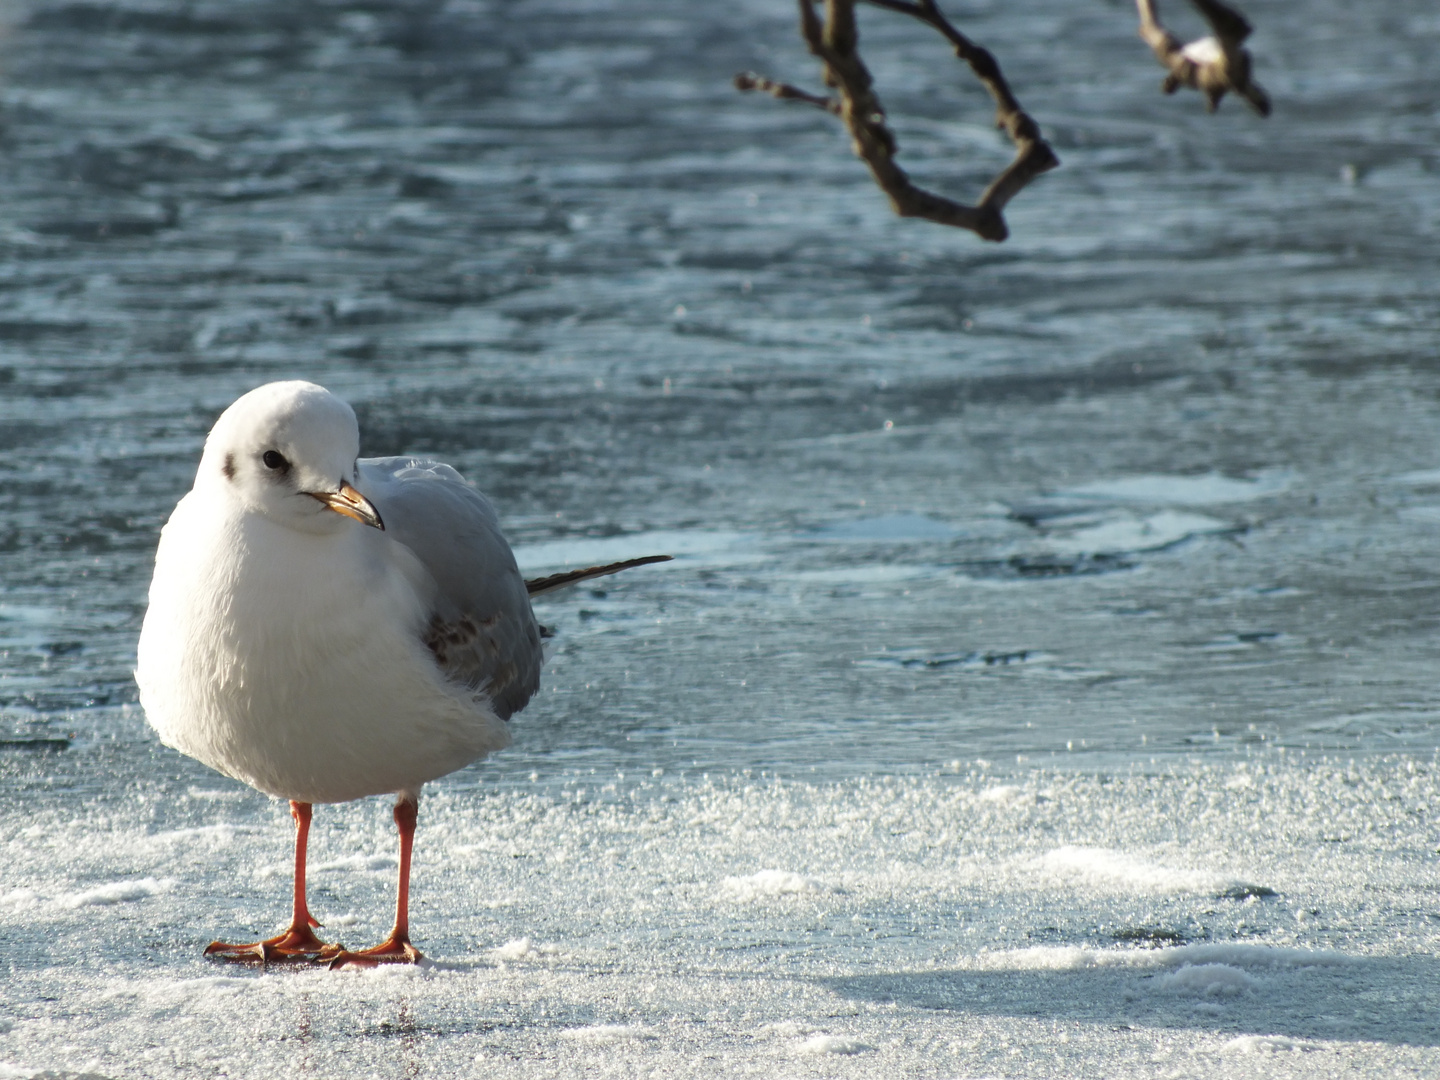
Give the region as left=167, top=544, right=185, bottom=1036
left=1, top=1, right=1438, bottom=1076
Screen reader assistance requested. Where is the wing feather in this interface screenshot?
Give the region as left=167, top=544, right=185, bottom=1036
left=359, top=457, right=542, bottom=720
left=525, top=555, right=672, bottom=597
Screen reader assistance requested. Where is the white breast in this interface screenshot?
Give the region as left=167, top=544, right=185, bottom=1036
left=135, top=488, right=511, bottom=803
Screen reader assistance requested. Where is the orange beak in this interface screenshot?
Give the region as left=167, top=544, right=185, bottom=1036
left=307, top=481, right=384, bottom=530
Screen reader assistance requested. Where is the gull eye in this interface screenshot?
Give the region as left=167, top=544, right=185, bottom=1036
left=262, top=450, right=289, bottom=471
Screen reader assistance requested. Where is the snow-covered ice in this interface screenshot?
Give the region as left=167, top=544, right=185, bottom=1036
left=3, top=754, right=1438, bottom=1078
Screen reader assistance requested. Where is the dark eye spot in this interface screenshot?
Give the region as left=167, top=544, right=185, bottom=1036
left=262, top=450, right=289, bottom=471
left=222, top=453, right=236, bottom=481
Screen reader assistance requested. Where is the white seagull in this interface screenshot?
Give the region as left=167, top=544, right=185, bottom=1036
left=136, top=380, right=666, bottom=966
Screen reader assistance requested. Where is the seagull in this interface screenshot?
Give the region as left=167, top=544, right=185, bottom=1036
left=136, top=380, right=667, bottom=966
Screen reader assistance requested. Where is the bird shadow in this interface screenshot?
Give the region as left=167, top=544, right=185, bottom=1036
left=818, top=948, right=1440, bottom=1047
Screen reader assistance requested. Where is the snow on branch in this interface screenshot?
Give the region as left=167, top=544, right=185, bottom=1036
left=1136, top=0, right=1270, bottom=116
left=736, top=0, right=1058, bottom=243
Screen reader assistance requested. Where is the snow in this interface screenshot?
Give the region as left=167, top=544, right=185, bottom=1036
left=797, top=1034, right=873, bottom=1055
left=57, top=877, right=173, bottom=909
left=2, top=755, right=1437, bottom=1077
left=1223, top=1035, right=1323, bottom=1054
left=719, top=869, right=828, bottom=900
left=560, top=1024, right=655, bottom=1043
left=1154, top=963, right=1256, bottom=997
left=1034, top=846, right=1267, bottom=897
left=490, top=937, right=560, bottom=961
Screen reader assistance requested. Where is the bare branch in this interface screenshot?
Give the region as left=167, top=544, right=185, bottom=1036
left=733, top=72, right=840, bottom=116
left=1136, top=0, right=1270, bottom=115
left=736, top=0, right=1058, bottom=242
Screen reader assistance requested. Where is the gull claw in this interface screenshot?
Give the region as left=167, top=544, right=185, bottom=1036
left=323, top=934, right=423, bottom=970
left=204, top=925, right=341, bottom=963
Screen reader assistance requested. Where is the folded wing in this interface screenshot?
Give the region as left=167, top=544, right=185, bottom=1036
left=359, top=457, right=543, bottom=721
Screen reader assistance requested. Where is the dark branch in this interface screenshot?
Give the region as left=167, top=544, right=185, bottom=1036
left=733, top=72, right=840, bottom=116
left=736, top=0, right=1058, bottom=243
left=1137, top=0, right=1270, bottom=115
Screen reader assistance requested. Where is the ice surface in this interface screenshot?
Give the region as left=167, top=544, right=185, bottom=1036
left=719, top=869, right=830, bottom=900
left=57, top=877, right=173, bottom=909
left=1060, top=473, right=1292, bottom=506
left=797, top=1034, right=873, bottom=1055
left=807, top=514, right=963, bottom=543
left=513, top=531, right=749, bottom=571
left=4, top=757, right=1439, bottom=1078
left=1155, top=963, right=1255, bottom=997
left=1034, top=846, right=1265, bottom=897
left=1223, top=1035, right=1324, bottom=1055
left=1043, top=509, right=1234, bottom=555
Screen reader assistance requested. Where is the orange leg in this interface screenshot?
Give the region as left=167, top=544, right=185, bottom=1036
left=206, top=801, right=341, bottom=962
left=327, top=794, right=423, bottom=968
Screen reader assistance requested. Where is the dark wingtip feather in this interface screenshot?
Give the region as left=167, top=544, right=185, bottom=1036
left=524, top=555, right=673, bottom=597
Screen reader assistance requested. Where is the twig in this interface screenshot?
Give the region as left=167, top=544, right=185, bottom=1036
left=733, top=72, right=841, bottom=116
left=1136, top=0, right=1270, bottom=115
left=737, top=0, right=1058, bottom=242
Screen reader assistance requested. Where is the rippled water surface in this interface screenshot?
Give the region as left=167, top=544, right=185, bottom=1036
left=1, top=1, right=1438, bottom=1076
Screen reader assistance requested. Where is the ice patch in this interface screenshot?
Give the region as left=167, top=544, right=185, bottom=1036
left=856, top=649, right=1041, bottom=672
left=720, top=870, right=826, bottom=900
left=1, top=888, right=39, bottom=908
left=185, top=786, right=248, bottom=802
left=1035, top=846, right=1266, bottom=897
left=136, top=976, right=252, bottom=1004
left=59, top=877, right=172, bottom=908
left=758, top=1020, right=807, bottom=1038
left=807, top=514, right=962, bottom=543
left=1222, top=1035, right=1323, bottom=1054
left=514, top=530, right=746, bottom=571
left=145, top=824, right=239, bottom=845
left=797, top=1034, right=872, bottom=1055
left=971, top=943, right=1357, bottom=973
left=491, top=937, right=560, bottom=961
left=1046, top=510, right=1233, bottom=555
left=1154, top=963, right=1255, bottom=996
left=1060, top=471, right=1290, bottom=505
left=560, top=1024, right=654, bottom=1043
left=793, top=564, right=936, bottom=585
left=1391, top=468, right=1440, bottom=486
left=979, top=785, right=1029, bottom=805
left=311, top=853, right=396, bottom=874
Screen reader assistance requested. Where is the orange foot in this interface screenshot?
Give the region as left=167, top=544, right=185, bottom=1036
left=205, top=922, right=343, bottom=963
left=324, top=929, right=422, bottom=969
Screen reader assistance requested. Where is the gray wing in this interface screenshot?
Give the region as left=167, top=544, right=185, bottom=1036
left=359, top=456, right=543, bottom=721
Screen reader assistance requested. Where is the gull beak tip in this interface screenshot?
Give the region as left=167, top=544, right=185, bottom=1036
left=309, top=481, right=385, bottom=530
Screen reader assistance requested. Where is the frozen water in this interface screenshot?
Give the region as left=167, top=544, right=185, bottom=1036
left=4, top=753, right=1440, bottom=1077
left=1059, top=472, right=1293, bottom=507
left=1, top=0, right=1439, bottom=1076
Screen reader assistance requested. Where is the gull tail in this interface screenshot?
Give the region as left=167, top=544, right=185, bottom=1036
left=525, top=555, right=672, bottom=597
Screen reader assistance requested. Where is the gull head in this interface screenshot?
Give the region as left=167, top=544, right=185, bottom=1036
left=200, top=381, right=384, bottom=534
